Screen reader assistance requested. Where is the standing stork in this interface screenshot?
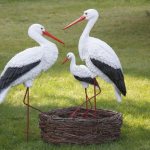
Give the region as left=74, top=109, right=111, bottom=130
left=0, top=24, right=64, bottom=141
left=62, top=52, right=100, bottom=117
left=63, top=9, right=126, bottom=108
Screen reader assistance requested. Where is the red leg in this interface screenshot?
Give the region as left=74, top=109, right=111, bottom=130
left=86, top=83, right=101, bottom=102
left=80, top=78, right=101, bottom=118
left=27, top=88, right=30, bottom=142
left=82, top=88, right=90, bottom=118
left=70, top=83, right=101, bottom=118
left=85, top=88, right=92, bottom=109
left=70, top=88, right=90, bottom=118
left=94, top=79, right=97, bottom=117
left=85, top=88, right=90, bottom=110
left=23, top=88, right=43, bottom=142
left=23, top=88, right=29, bottom=142
left=23, top=89, right=43, bottom=113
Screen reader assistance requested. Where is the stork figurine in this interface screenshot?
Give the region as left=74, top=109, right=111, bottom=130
left=64, top=9, right=126, bottom=110
left=0, top=24, right=64, bottom=141
left=62, top=52, right=100, bottom=117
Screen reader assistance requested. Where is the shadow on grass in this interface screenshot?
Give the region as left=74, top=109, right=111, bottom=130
left=42, top=93, right=150, bottom=118
left=0, top=96, right=150, bottom=148
left=0, top=102, right=150, bottom=150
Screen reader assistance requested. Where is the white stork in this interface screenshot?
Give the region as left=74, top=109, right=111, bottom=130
left=0, top=23, right=64, bottom=141
left=63, top=9, right=126, bottom=105
left=62, top=52, right=100, bottom=117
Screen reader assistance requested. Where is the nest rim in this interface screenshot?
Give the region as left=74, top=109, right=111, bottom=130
left=39, top=107, right=123, bottom=145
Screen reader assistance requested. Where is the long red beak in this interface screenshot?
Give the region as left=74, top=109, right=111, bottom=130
left=43, top=31, right=64, bottom=44
left=63, top=15, right=86, bottom=30
left=62, top=57, right=69, bottom=64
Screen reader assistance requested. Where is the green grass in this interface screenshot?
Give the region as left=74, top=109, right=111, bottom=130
left=0, top=0, right=150, bottom=149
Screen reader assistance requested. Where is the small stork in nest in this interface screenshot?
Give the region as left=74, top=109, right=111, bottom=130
left=62, top=52, right=100, bottom=117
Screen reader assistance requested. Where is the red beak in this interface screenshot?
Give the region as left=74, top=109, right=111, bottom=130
left=62, top=57, right=69, bottom=64
left=42, top=31, right=64, bottom=44
left=63, top=15, right=86, bottom=30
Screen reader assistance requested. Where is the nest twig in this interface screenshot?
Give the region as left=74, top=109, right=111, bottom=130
left=39, top=107, right=123, bottom=144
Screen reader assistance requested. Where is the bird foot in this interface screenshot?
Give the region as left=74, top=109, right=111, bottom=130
left=69, top=107, right=81, bottom=118
left=69, top=112, right=77, bottom=118
left=82, top=109, right=97, bottom=118
left=82, top=109, right=90, bottom=118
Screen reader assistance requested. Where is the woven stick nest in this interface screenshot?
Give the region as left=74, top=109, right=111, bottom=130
left=39, top=107, right=123, bottom=144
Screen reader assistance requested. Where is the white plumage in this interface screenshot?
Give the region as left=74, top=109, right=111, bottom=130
left=63, top=52, right=98, bottom=89
left=0, top=23, right=64, bottom=103
left=64, top=9, right=126, bottom=102
left=63, top=52, right=100, bottom=115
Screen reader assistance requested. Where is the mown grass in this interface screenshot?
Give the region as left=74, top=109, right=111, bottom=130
left=0, top=0, right=150, bottom=150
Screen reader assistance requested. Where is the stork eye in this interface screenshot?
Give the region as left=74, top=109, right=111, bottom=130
left=41, top=28, right=43, bottom=30
left=85, top=12, right=88, bottom=15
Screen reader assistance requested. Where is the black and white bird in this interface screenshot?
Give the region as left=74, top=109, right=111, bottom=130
left=62, top=52, right=100, bottom=116
left=64, top=9, right=126, bottom=102
left=0, top=23, right=64, bottom=140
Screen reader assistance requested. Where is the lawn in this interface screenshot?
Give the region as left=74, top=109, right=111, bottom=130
left=0, top=0, right=150, bottom=150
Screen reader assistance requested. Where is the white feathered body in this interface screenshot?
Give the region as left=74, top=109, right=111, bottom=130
left=1, top=43, right=58, bottom=87
left=70, top=64, right=95, bottom=88
left=79, top=37, right=122, bottom=82
left=0, top=23, right=63, bottom=103
left=79, top=36, right=125, bottom=102
left=0, top=43, right=58, bottom=103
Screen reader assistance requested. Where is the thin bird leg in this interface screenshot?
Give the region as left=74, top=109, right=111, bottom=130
left=22, top=87, right=29, bottom=142
left=27, top=87, right=30, bottom=142
left=23, top=88, right=43, bottom=113
left=70, top=89, right=90, bottom=118
left=85, top=88, right=88, bottom=110
left=85, top=88, right=92, bottom=109
left=87, top=82, right=101, bottom=101
left=70, top=88, right=93, bottom=118
left=82, top=88, right=91, bottom=118
left=82, top=79, right=101, bottom=109
left=23, top=88, right=44, bottom=142
left=94, top=78, right=97, bottom=117
left=70, top=81, right=101, bottom=118
left=70, top=104, right=82, bottom=118
left=82, top=78, right=101, bottom=117
left=70, top=80, right=101, bottom=118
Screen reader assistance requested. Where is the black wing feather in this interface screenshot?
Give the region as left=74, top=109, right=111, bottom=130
left=90, top=58, right=126, bottom=96
left=0, top=60, right=41, bottom=91
left=74, top=75, right=99, bottom=87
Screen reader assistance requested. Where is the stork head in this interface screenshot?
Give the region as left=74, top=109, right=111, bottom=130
left=62, top=52, right=75, bottom=64
left=66, top=52, right=74, bottom=60
left=63, top=9, right=99, bottom=30
left=83, top=9, right=99, bottom=20
left=28, top=24, right=64, bottom=44
left=28, top=24, right=45, bottom=36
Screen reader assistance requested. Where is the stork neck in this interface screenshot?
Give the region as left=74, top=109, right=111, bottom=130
left=70, top=55, right=76, bottom=69
left=80, top=17, right=97, bottom=40
left=31, top=33, right=52, bottom=46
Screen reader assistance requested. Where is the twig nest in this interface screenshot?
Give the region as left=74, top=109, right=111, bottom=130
left=39, top=107, right=123, bottom=144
